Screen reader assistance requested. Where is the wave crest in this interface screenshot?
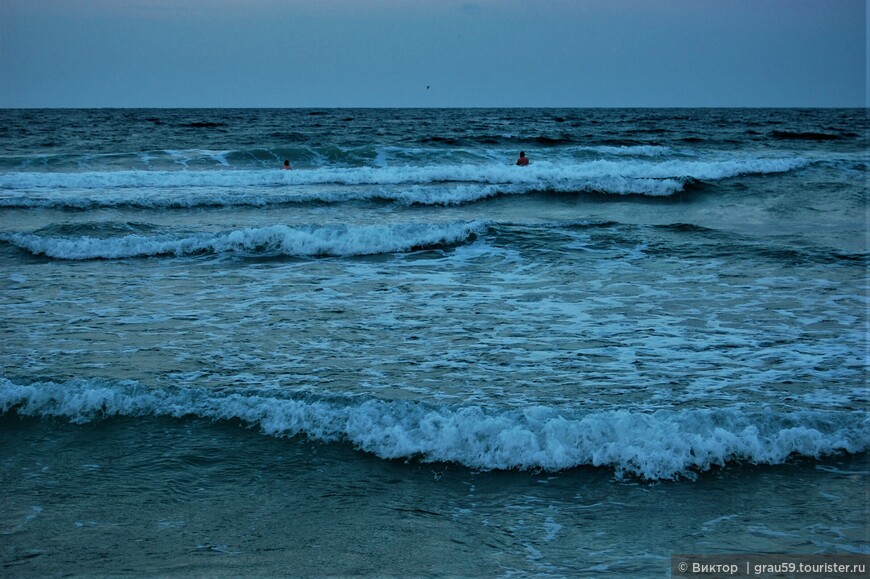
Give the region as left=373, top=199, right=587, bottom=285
left=0, top=221, right=486, bottom=260
left=0, top=157, right=810, bottom=209
left=2, top=377, right=866, bottom=480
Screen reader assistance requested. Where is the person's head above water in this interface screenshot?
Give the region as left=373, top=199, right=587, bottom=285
left=516, top=151, right=529, bottom=166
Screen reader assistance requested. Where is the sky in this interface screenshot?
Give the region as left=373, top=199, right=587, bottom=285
left=0, top=0, right=867, bottom=108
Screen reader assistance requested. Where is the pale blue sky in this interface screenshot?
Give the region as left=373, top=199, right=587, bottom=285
left=1, top=0, right=866, bottom=107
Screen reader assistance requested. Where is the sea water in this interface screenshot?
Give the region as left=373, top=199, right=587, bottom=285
left=0, top=108, right=867, bottom=576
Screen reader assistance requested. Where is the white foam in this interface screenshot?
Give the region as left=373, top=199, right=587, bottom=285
left=2, top=377, right=866, bottom=480
left=0, top=156, right=810, bottom=208
left=584, top=145, right=673, bottom=157
left=0, top=221, right=487, bottom=260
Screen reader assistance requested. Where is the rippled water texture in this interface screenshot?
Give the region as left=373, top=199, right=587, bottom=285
left=1, top=108, right=867, bottom=575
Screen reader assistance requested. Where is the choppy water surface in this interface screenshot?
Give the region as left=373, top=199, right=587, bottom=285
left=1, top=108, right=867, bottom=576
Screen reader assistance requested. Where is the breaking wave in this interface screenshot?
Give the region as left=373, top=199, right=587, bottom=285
left=1, top=377, right=866, bottom=481
left=0, top=221, right=487, bottom=260
left=0, top=157, right=810, bottom=209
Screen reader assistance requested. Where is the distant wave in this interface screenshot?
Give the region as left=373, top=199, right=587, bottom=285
left=2, top=377, right=867, bottom=480
left=0, top=157, right=811, bottom=209
left=0, top=221, right=487, bottom=260
left=770, top=130, right=852, bottom=141
left=417, top=133, right=608, bottom=147
left=0, top=144, right=674, bottom=174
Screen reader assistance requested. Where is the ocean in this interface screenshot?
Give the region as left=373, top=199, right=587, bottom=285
left=0, top=108, right=867, bottom=577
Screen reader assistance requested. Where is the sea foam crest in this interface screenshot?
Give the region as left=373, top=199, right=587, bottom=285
left=2, top=377, right=867, bottom=480
left=0, top=156, right=809, bottom=197
left=0, top=221, right=486, bottom=260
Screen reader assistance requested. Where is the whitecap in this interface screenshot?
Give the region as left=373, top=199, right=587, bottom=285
left=1, top=376, right=867, bottom=481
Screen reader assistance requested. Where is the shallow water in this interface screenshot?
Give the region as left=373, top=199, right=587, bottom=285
left=2, top=416, right=867, bottom=577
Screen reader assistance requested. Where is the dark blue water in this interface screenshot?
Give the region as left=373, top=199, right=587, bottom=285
left=1, top=108, right=867, bottom=576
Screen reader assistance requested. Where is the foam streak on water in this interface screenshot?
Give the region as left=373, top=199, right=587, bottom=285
left=0, top=108, right=867, bottom=574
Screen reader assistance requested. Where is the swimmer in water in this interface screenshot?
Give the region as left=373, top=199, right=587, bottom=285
left=516, top=151, right=529, bottom=166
